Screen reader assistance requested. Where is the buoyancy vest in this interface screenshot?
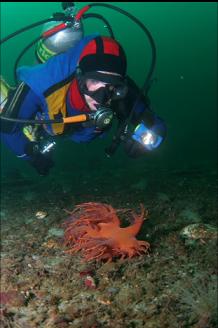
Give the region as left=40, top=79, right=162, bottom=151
left=16, top=34, right=98, bottom=135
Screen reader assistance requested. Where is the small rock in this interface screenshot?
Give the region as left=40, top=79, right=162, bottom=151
left=180, top=223, right=217, bottom=245
left=35, top=211, right=48, bottom=219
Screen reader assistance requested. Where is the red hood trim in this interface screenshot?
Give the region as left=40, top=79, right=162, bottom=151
left=68, top=78, right=90, bottom=112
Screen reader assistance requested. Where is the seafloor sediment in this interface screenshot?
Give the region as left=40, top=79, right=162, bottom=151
left=1, top=163, right=217, bottom=328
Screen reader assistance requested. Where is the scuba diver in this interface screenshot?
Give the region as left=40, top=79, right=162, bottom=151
left=0, top=2, right=166, bottom=176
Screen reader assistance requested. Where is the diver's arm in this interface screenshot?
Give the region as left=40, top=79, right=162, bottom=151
left=121, top=77, right=167, bottom=158
left=1, top=129, right=33, bottom=160
left=1, top=123, right=54, bottom=176
left=1, top=83, right=41, bottom=158
left=1, top=84, right=54, bottom=175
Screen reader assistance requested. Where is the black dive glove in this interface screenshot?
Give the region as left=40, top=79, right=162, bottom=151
left=25, top=142, right=54, bottom=176
left=123, top=137, right=147, bottom=159
left=29, top=153, right=54, bottom=176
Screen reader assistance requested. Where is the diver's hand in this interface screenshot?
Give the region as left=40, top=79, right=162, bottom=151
left=123, top=137, right=147, bottom=158
left=29, top=153, right=54, bottom=176
left=24, top=141, right=55, bottom=176
left=24, top=142, right=54, bottom=176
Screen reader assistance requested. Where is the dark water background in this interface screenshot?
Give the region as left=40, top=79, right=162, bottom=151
left=0, top=2, right=217, bottom=177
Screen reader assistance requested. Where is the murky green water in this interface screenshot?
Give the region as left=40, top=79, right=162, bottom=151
left=0, top=2, right=217, bottom=175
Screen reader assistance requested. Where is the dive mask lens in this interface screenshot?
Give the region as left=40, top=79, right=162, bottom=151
left=83, top=84, right=113, bottom=105
left=83, top=82, right=128, bottom=104
left=77, top=71, right=128, bottom=103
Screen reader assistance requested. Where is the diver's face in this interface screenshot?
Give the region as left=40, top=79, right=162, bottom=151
left=84, top=79, right=109, bottom=111
left=83, top=71, right=120, bottom=111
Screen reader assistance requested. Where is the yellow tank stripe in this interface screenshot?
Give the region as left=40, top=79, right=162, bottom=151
left=36, top=40, right=56, bottom=63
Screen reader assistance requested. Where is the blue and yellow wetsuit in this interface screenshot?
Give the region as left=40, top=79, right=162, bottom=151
left=1, top=34, right=166, bottom=174
left=1, top=34, right=101, bottom=159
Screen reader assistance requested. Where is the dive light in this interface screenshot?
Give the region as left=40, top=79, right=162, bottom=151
left=132, top=122, right=162, bottom=151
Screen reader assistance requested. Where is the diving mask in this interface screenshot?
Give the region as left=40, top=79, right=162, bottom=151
left=77, top=70, right=128, bottom=106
